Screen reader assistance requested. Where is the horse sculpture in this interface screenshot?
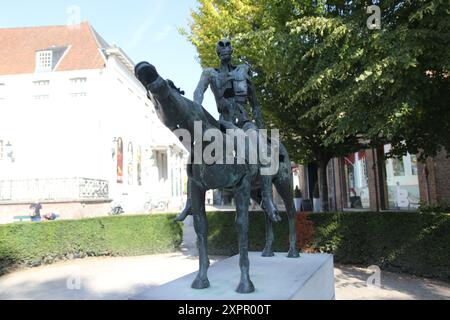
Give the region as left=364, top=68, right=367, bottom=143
left=135, top=62, right=299, bottom=294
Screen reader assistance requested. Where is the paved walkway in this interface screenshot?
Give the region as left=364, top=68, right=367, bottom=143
left=1, top=217, right=449, bottom=300
left=334, top=264, right=450, bottom=300
left=1, top=253, right=449, bottom=300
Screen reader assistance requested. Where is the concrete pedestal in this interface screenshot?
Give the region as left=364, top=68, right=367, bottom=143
left=132, top=252, right=335, bottom=300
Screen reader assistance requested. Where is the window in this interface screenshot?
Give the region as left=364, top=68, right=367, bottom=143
left=155, top=151, right=168, bottom=181
left=36, top=50, right=53, bottom=72
left=70, top=78, right=87, bottom=98
left=70, top=77, right=87, bottom=84
left=384, top=144, right=420, bottom=210
left=343, top=151, right=370, bottom=209
left=411, top=155, right=418, bottom=176
left=33, top=80, right=50, bottom=86
left=33, top=95, right=50, bottom=100
left=137, top=146, right=142, bottom=186
left=127, top=142, right=134, bottom=185
left=32, top=80, right=50, bottom=100
left=117, top=138, right=123, bottom=184
left=392, top=158, right=405, bottom=176
left=70, top=92, right=87, bottom=98
left=171, top=156, right=182, bottom=197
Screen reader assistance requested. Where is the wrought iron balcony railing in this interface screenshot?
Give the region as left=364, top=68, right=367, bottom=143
left=0, top=178, right=109, bottom=203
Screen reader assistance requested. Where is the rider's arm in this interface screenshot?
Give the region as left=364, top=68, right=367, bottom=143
left=193, top=69, right=211, bottom=105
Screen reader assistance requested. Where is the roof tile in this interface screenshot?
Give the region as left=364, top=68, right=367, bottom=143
left=0, top=22, right=107, bottom=75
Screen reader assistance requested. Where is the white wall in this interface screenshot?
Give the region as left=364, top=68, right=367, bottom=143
left=0, top=55, right=187, bottom=213
left=0, top=69, right=105, bottom=179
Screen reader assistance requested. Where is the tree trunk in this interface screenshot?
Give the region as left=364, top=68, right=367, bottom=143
left=317, top=159, right=330, bottom=212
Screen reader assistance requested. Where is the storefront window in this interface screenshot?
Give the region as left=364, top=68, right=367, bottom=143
left=384, top=145, right=420, bottom=210
left=411, top=155, right=418, bottom=176
left=392, top=158, right=405, bottom=176
left=344, top=151, right=370, bottom=209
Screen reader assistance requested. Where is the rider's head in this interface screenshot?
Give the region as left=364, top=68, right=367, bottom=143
left=216, top=38, right=233, bottom=63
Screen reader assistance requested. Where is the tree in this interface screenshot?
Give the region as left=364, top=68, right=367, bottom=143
left=284, top=0, right=450, bottom=161
left=182, top=0, right=450, bottom=211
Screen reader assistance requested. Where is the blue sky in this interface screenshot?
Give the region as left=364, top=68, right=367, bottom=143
left=0, top=0, right=219, bottom=117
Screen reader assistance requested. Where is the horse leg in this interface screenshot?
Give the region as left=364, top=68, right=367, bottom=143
left=274, top=178, right=300, bottom=258
left=175, top=176, right=192, bottom=222
left=262, top=215, right=275, bottom=257
left=190, top=183, right=210, bottom=289
left=235, top=177, right=255, bottom=294
left=251, top=189, right=275, bottom=257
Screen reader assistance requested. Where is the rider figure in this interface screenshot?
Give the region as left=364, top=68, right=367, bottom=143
left=175, top=38, right=279, bottom=222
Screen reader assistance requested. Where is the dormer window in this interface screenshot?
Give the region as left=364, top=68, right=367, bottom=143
left=36, top=50, right=53, bottom=73
left=35, top=46, right=68, bottom=73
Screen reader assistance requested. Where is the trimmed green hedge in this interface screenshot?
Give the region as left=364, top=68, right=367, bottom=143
left=2, top=211, right=449, bottom=282
left=207, top=211, right=290, bottom=256
left=0, top=214, right=182, bottom=275
left=309, top=212, right=450, bottom=281
left=207, top=211, right=450, bottom=282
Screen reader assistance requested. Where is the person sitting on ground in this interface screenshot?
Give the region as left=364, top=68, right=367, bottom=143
left=29, top=202, right=42, bottom=222
left=43, top=212, right=57, bottom=221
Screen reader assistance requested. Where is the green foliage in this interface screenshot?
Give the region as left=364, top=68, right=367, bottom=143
left=418, top=201, right=450, bottom=214
left=207, top=211, right=292, bottom=256
left=310, top=212, right=450, bottom=281
left=3, top=211, right=449, bottom=282
left=0, top=214, right=182, bottom=275
left=208, top=211, right=450, bottom=281
left=183, top=0, right=450, bottom=162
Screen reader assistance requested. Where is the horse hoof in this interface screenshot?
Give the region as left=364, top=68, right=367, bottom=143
left=261, top=200, right=281, bottom=223
left=191, top=277, right=210, bottom=289
left=262, top=249, right=275, bottom=257
left=236, top=280, right=255, bottom=294
left=268, top=213, right=282, bottom=223
left=288, top=249, right=300, bottom=258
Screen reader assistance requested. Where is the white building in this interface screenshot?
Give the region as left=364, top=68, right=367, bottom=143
left=0, top=22, right=187, bottom=223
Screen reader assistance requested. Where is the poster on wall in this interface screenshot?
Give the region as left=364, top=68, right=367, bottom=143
left=137, top=146, right=142, bottom=186
left=117, top=138, right=123, bottom=184
left=128, top=142, right=134, bottom=185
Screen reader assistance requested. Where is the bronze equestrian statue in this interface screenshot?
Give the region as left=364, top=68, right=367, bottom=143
left=135, top=58, right=299, bottom=294
left=176, top=38, right=280, bottom=224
